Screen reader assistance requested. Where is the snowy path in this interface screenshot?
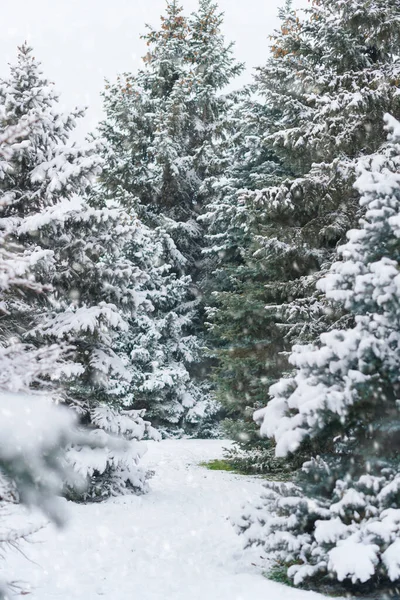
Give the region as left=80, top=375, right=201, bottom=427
left=5, top=440, right=336, bottom=599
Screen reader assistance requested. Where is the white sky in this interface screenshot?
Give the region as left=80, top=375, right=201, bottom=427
left=0, top=0, right=306, bottom=138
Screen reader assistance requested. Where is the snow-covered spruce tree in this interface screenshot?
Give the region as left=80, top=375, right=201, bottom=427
left=0, top=104, right=122, bottom=597
left=25, top=196, right=161, bottom=498
left=186, top=0, right=244, bottom=197
left=103, top=189, right=213, bottom=436
left=204, top=0, right=400, bottom=468
left=0, top=70, right=78, bottom=409
left=0, top=44, right=158, bottom=500
left=251, top=0, right=400, bottom=337
left=98, top=0, right=242, bottom=434
left=99, top=2, right=196, bottom=270
left=100, top=0, right=242, bottom=270
left=202, top=94, right=293, bottom=471
left=0, top=109, right=78, bottom=507
left=0, top=222, right=79, bottom=596
left=237, top=115, right=400, bottom=593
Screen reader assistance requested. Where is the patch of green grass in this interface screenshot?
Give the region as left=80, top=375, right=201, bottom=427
left=199, top=459, right=249, bottom=474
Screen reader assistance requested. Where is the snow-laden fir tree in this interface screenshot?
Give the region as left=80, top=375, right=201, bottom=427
left=98, top=0, right=242, bottom=434
left=0, top=107, right=64, bottom=392
left=100, top=0, right=243, bottom=270
left=202, top=94, right=292, bottom=471
left=0, top=101, right=121, bottom=597
left=204, top=0, right=400, bottom=468
left=237, top=115, right=400, bottom=593
left=186, top=0, right=244, bottom=197
left=250, top=0, right=400, bottom=335
left=0, top=44, right=158, bottom=500
left=106, top=190, right=214, bottom=435
left=0, top=106, right=79, bottom=509
left=100, top=1, right=196, bottom=270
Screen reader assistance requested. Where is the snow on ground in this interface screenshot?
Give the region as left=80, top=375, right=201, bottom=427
left=4, top=440, right=339, bottom=599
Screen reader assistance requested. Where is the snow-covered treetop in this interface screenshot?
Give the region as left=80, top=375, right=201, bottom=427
left=188, top=0, right=243, bottom=93
left=0, top=44, right=102, bottom=218
left=141, top=1, right=189, bottom=96
left=256, top=0, right=400, bottom=174
left=309, top=0, right=400, bottom=70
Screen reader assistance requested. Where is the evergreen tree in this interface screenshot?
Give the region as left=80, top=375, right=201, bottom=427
left=98, top=0, right=242, bottom=433
left=100, top=0, right=242, bottom=269
left=0, top=44, right=157, bottom=499
left=100, top=2, right=194, bottom=269
left=187, top=0, right=244, bottom=196
left=0, top=54, right=72, bottom=397
left=111, top=199, right=212, bottom=435
left=204, top=0, right=400, bottom=467
left=202, top=94, right=291, bottom=471
left=0, top=101, right=117, bottom=596
left=238, top=115, right=400, bottom=593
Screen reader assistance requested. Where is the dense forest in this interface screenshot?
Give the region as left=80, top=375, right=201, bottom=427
left=1, top=0, right=400, bottom=597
